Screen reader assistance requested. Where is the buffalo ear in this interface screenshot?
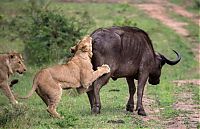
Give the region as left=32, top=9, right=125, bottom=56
left=155, top=52, right=165, bottom=66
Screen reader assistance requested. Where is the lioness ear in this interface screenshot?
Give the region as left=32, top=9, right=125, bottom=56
left=17, top=53, right=22, bottom=59
left=70, top=46, right=76, bottom=53
left=81, top=45, right=88, bottom=52
left=84, top=36, right=92, bottom=43
left=9, top=54, right=15, bottom=59
left=19, top=54, right=23, bottom=60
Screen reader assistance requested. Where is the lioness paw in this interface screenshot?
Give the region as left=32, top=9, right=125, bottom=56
left=101, top=64, right=110, bottom=73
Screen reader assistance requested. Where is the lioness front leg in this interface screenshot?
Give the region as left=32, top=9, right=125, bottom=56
left=0, top=82, right=18, bottom=105
left=82, top=64, right=110, bottom=88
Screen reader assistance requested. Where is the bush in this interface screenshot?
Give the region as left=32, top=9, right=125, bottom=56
left=9, top=0, right=93, bottom=66
left=194, top=0, right=200, bottom=8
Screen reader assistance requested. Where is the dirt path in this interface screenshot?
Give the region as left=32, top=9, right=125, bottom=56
left=135, top=0, right=199, bottom=36
left=169, top=83, right=199, bottom=129
left=134, top=0, right=200, bottom=63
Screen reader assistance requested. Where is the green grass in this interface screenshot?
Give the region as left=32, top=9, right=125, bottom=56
left=0, top=1, right=199, bottom=128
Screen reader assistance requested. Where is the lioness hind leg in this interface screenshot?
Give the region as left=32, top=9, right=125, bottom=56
left=47, top=88, right=62, bottom=118
left=36, top=88, right=49, bottom=106
left=47, top=104, right=61, bottom=118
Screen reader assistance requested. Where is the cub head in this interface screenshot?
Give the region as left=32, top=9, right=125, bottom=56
left=70, top=36, right=93, bottom=58
left=8, top=52, right=26, bottom=74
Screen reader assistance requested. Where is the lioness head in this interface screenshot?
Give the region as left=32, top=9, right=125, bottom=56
left=8, top=52, right=26, bottom=74
left=70, top=36, right=93, bottom=58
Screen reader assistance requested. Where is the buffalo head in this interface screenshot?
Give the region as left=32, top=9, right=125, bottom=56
left=149, top=50, right=181, bottom=85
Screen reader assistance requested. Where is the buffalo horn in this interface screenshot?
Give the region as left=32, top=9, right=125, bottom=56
left=161, top=50, right=181, bottom=65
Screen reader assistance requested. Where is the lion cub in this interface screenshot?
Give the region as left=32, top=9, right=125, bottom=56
left=21, top=36, right=110, bottom=118
left=0, top=52, right=26, bottom=104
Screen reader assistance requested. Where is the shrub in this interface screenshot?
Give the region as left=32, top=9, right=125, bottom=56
left=194, top=0, right=200, bottom=8
left=9, top=0, right=93, bottom=66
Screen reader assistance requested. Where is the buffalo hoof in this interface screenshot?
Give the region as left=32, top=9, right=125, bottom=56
left=137, top=108, right=147, bottom=116
left=126, top=104, right=134, bottom=112
left=91, top=106, right=100, bottom=115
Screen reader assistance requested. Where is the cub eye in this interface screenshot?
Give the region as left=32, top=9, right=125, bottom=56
left=18, top=61, right=21, bottom=64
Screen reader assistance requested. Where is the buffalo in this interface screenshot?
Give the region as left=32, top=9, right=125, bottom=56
left=86, top=26, right=181, bottom=116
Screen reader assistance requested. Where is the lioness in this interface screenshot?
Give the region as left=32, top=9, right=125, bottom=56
left=0, top=52, right=26, bottom=104
left=21, top=36, right=110, bottom=118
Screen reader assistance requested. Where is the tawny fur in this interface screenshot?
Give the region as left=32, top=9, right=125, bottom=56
left=21, top=36, right=110, bottom=118
left=0, top=52, right=26, bottom=104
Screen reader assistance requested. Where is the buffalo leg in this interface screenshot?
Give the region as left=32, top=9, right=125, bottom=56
left=126, top=77, right=136, bottom=112
left=87, top=89, right=95, bottom=110
left=136, top=73, right=148, bottom=116
left=92, top=74, right=110, bottom=114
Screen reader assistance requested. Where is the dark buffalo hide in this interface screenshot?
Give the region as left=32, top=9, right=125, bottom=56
left=86, top=26, right=181, bottom=116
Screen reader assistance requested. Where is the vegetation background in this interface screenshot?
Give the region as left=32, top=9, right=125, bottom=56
left=0, top=0, right=199, bottom=128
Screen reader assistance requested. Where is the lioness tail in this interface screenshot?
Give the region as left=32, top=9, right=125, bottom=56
left=19, top=81, right=37, bottom=99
